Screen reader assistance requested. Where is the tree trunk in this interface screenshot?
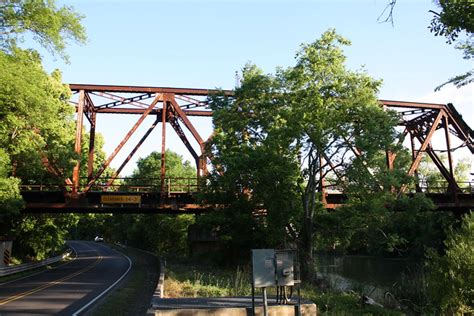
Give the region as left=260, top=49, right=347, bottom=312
left=300, top=210, right=316, bottom=281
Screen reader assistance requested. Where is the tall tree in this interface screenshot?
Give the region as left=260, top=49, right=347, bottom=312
left=207, top=29, right=400, bottom=273
left=0, top=0, right=86, bottom=260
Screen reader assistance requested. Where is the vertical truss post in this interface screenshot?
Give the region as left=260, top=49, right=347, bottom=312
left=72, top=90, right=85, bottom=194
left=409, top=132, right=421, bottom=192
left=161, top=96, right=168, bottom=195
left=87, top=111, right=96, bottom=181
left=443, top=116, right=455, bottom=188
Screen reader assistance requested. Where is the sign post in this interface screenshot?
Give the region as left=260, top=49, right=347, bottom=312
left=0, top=241, right=13, bottom=267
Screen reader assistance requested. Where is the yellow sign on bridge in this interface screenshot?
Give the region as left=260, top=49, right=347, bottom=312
left=101, top=195, right=141, bottom=204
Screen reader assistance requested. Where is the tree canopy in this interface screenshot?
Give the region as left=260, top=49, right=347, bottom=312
left=204, top=29, right=401, bottom=269
left=1, top=0, right=86, bottom=61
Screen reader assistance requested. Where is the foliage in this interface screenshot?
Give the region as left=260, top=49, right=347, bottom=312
left=131, top=150, right=195, bottom=179
left=89, top=151, right=197, bottom=256
left=165, top=259, right=252, bottom=297
left=0, top=48, right=76, bottom=184
left=10, top=214, right=77, bottom=260
left=426, top=212, right=474, bottom=314
left=0, top=149, right=23, bottom=227
left=0, top=0, right=87, bottom=61
left=428, top=0, right=473, bottom=45
left=429, top=0, right=473, bottom=89
left=312, top=192, right=455, bottom=257
left=0, top=0, right=86, bottom=261
left=416, top=155, right=471, bottom=192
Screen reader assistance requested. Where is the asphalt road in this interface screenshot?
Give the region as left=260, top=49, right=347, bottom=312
left=0, top=240, right=131, bottom=315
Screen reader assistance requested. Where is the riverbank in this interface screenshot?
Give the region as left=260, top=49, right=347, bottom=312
left=164, top=258, right=402, bottom=315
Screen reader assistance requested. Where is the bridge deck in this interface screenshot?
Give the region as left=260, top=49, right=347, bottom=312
left=20, top=189, right=474, bottom=214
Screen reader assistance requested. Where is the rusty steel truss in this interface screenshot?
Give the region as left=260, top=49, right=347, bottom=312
left=29, top=84, right=473, bottom=213
left=67, top=84, right=232, bottom=196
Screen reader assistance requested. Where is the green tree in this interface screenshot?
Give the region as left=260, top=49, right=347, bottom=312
left=0, top=148, right=23, bottom=234
left=427, top=212, right=474, bottom=313
left=416, top=155, right=471, bottom=192
left=0, top=49, right=76, bottom=184
left=0, top=0, right=86, bottom=260
left=429, top=0, right=473, bottom=90
left=1, top=0, right=86, bottom=61
left=206, top=29, right=400, bottom=272
left=109, top=150, right=196, bottom=255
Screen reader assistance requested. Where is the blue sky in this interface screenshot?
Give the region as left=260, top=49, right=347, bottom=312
left=40, top=0, right=472, bottom=176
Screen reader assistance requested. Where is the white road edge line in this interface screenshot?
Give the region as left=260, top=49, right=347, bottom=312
left=0, top=243, right=78, bottom=287
left=71, top=246, right=133, bottom=316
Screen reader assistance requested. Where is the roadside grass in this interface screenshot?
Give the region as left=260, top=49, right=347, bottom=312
left=164, top=259, right=403, bottom=315
left=91, top=245, right=159, bottom=316
left=164, top=259, right=252, bottom=297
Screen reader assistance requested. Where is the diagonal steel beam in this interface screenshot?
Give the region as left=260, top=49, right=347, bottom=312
left=169, top=95, right=208, bottom=177
left=399, top=110, right=445, bottom=194
left=84, top=95, right=161, bottom=192
left=406, top=110, right=444, bottom=177
left=168, top=111, right=199, bottom=161
left=169, top=97, right=204, bottom=147
left=106, top=117, right=160, bottom=186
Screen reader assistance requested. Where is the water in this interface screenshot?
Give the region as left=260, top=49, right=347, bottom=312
left=315, top=255, right=419, bottom=299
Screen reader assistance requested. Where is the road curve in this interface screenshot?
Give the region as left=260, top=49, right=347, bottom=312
left=0, top=240, right=131, bottom=315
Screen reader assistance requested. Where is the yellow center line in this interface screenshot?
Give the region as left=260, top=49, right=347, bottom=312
left=0, top=253, right=103, bottom=306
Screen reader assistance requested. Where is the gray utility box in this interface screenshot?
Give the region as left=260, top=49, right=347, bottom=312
left=275, top=250, right=294, bottom=286
left=251, top=249, right=275, bottom=288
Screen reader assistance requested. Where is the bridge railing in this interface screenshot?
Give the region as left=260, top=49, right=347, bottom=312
left=20, top=177, right=200, bottom=194
left=320, top=180, right=474, bottom=195
left=19, top=179, right=473, bottom=195
left=408, top=181, right=474, bottom=194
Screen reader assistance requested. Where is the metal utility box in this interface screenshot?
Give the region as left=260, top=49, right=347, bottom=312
left=275, top=250, right=294, bottom=286
left=251, top=249, right=275, bottom=288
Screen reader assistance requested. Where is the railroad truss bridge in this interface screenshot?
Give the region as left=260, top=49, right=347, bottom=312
left=21, top=84, right=474, bottom=214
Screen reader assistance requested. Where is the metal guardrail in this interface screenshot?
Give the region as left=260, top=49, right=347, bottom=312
left=0, top=252, right=71, bottom=277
